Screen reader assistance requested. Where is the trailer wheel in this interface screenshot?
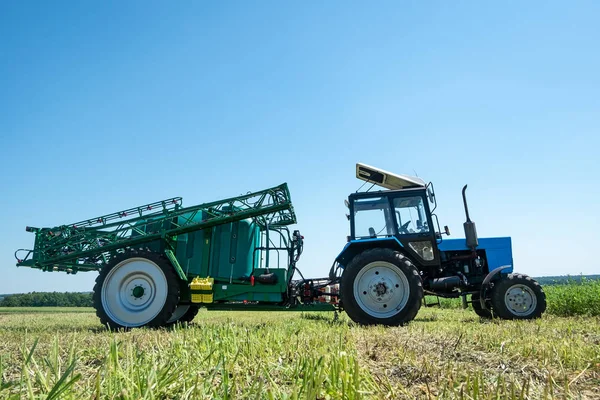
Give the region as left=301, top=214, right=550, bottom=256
left=93, top=250, right=179, bottom=329
left=471, top=292, right=493, bottom=319
left=341, top=248, right=423, bottom=326
left=490, top=274, right=546, bottom=320
left=165, top=305, right=200, bottom=326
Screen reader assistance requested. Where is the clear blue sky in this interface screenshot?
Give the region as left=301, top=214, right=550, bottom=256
left=1, top=1, right=598, bottom=294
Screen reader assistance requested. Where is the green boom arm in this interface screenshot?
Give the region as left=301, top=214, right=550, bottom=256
left=16, top=183, right=296, bottom=273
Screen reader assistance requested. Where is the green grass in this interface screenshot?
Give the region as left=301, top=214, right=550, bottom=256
left=544, top=279, right=600, bottom=317
left=0, top=308, right=599, bottom=399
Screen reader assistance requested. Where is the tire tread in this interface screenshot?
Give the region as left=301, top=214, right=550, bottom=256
left=490, top=273, right=546, bottom=319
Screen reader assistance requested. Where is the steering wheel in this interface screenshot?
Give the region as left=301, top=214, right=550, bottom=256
left=400, top=221, right=411, bottom=234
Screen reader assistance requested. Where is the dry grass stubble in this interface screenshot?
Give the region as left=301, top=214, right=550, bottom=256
left=351, top=309, right=600, bottom=399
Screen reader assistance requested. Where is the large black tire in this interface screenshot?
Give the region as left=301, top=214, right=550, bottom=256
left=341, top=248, right=423, bottom=326
left=179, top=305, right=200, bottom=323
left=490, top=273, right=546, bottom=320
left=471, top=292, right=493, bottom=319
left=93, top=249, right=180, bottom=329
left=165, top=305, right=200, bottom=327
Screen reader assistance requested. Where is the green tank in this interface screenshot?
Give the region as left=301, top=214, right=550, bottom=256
left=174, top=211, right=207, bottom=276
left=210, top=219, right=260, bottom=281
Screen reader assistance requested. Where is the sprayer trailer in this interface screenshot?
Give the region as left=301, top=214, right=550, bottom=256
left=15, top=164, right=546, bottom=328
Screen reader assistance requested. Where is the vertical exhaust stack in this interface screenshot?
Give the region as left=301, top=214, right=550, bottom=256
left=462, top=185, right=479, bottom=250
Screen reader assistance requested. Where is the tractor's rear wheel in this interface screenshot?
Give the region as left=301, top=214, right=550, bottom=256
left=341, top=248, right=423, bottom=326
left=490, top=274, right=546, bottom=319
left=165, top=305, right=200, bottom=326
left=471, top=292, right=493, bottom=319
left=93, top=250, right=180, bottom=329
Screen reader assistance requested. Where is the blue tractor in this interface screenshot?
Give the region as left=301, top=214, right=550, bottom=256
left=332, top=163, right=546, bottom=325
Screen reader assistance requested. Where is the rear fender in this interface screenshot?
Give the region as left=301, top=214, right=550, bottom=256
left=335, top=238, right=404, bottom=269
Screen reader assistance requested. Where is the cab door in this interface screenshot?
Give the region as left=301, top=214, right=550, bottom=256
left=391, top=194, right=440, bottom=267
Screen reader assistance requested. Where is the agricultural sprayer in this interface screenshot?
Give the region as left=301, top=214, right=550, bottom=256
left=15, top=164, right=546, bottom=328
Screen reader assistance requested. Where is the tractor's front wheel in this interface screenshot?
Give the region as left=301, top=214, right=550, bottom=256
left=93, top=250, right=180, bottom=329
left=490, top=274, right=546, bottom=319
left=341, top=248, right=423, bottom=326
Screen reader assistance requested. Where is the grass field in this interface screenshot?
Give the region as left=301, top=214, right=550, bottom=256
left=0, top=307, right=94, bottom=314
left=1, top=307, right=599, bottom=399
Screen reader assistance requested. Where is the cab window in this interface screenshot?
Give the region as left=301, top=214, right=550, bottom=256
left=393, top=196, right=429, bottom=235
left=353, top=197, right=394, bottom=238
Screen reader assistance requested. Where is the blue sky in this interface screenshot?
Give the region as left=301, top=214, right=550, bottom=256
left=1, top=1, right=598, bottom=293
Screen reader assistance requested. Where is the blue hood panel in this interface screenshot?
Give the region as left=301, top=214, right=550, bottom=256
left=438, top=237, right=514, bottom=273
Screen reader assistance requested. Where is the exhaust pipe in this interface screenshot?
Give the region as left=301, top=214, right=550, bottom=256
left=462, top=185, right=478, bottom=250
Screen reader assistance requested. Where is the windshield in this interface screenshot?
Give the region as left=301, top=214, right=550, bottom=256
left=353, top=197, right=395, bottom=238
left=393, top=196, right=429, bottom=234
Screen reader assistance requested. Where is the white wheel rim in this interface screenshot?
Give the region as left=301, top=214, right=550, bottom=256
left=353, top=261, right=410, bottom=318
left=101, top=257, right=168, bottom=327
left=504, top=284, right=537, bottom=316
left=167, top=305, right=190, bottom=324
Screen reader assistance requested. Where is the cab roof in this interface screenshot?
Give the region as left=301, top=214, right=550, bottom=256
left=356, top=163, right=426, bottom=190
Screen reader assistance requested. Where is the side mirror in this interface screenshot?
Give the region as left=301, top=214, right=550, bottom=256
left=344, top=199, right=350, bottom=208
left=444, top=225, right=451, bottom=236
left=346, top=214, right=350, bottom=220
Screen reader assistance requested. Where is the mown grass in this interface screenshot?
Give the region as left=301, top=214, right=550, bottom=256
left=0, top=309, right=598, bottom=399
left=0, top=307, right=94, bottom=314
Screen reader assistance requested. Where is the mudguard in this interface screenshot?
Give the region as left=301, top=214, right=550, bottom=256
left=335, top=237, right=404, bottom=268
left=479, top=265, right=513, bottom=311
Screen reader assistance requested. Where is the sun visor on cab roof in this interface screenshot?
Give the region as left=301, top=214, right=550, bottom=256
left=356, top=163, right=426, bottom=190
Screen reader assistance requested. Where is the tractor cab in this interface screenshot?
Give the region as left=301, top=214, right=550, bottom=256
left=348, top=187, right=439, bottom=267
left=340, top=164, right=443, bottom=270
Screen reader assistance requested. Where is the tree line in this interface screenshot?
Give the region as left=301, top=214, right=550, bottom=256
left=0, top=292, right=93, bottom=307
left=534, top=275, right=600, bottom=286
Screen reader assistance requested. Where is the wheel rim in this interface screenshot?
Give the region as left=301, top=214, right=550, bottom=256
left=101, top=257, right=168, bottom=327
left=504, top=284, right=537, bottom=316
left=167, top=305, right=190, bottom=324
left=353, top=261, right=410, bottom=318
